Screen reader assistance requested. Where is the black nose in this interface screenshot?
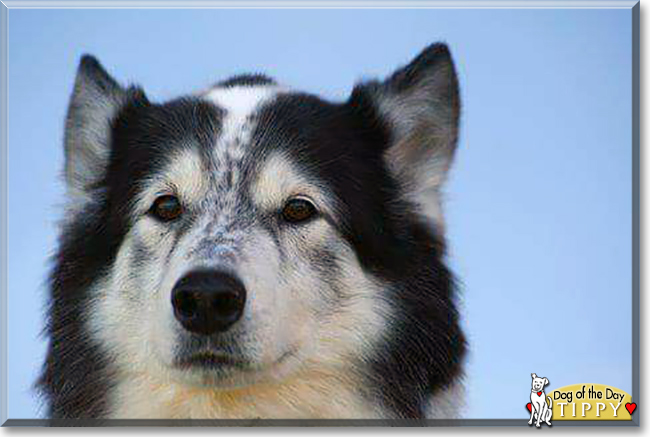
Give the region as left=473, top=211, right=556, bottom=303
left=171, top=270, right=246, bottom=335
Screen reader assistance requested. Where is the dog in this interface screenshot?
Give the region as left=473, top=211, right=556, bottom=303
left=38, top=43, right=465, bottom=420
left=529, top=373, right=553, bottom=427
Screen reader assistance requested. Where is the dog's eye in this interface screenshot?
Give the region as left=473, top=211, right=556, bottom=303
left=150, top=195, right=183, bottom=222
left=281, top=197, right=317, bottom=223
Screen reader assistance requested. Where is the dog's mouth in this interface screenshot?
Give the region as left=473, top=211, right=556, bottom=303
left=175, top=349, right=295, bottom=371
left=171, top=348, right=300, bottom=388
left=176, top=352, right=251, bottom=370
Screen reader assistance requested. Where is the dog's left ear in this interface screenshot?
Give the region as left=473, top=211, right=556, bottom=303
left=350, top=43, right=460, bottom=216
left=63, top=55, right=147, bottom=199
left=544, top=378, right=549, bottom=386
left=64, top=55, right=127, bottom=195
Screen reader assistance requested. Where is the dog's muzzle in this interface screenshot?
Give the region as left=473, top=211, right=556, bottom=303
left=171, top=269, right=246, bottom=335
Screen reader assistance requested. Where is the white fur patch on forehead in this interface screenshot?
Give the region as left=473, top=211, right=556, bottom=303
left=203, top=85, right=280, bottom=118
left=203, top=85, right=282, bottom=177
left=251, top=152, right=336, bottom=215
left=133, top=148, right=207, bottom=216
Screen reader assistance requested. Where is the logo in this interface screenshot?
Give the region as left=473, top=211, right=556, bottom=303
left=527, top=373, right=553, bottom=428
left=524, top=375, right=635, bottom=422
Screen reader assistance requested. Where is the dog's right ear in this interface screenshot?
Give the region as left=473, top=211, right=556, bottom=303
left=348, top=44, right=460, bottom=226
left=64, top=55, right=143, bottom=196
left=531, top=373, right=537, bottom=379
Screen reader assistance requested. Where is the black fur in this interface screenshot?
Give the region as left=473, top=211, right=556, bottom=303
left=216, top=74, right=276, bottom=88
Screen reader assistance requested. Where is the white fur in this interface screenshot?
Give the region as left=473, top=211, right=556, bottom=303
left=133, top=148, right=208, bottom=218
left=204, top=85, right=280, bottom=161
left=251, top=152, right=338, bottom=218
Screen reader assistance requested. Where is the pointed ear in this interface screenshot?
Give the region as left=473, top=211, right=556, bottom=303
left=532, top=373, right=537, bottom=379
left=352, top=43, right=460, bottom=211
left=64, top=55, right=129, bottom=195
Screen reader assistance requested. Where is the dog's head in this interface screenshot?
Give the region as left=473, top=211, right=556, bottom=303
left=59, top=44, right=460, bottom=390
left=531, top=374, right=549, bottom=392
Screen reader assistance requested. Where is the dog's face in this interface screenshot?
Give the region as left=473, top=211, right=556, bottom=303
left=531, top=374, right=549, bottom=392
left=60, top=45, right=460, bottom=390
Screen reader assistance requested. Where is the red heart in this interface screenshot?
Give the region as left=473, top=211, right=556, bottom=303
left=526, top=403, right=532, bottom=412
left=625, top=403, right=637, bottom=415
left=537, top=391, right=542, bottom=396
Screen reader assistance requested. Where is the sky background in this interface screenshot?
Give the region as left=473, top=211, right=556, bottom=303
left=6, top=7, right=633, bottom=419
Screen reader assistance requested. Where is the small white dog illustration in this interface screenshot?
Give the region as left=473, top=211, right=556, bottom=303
left=528, top=373, right=552, bottom=427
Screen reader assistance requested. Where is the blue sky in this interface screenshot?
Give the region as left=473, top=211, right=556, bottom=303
left=6, top=7, right=633, bottom=419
